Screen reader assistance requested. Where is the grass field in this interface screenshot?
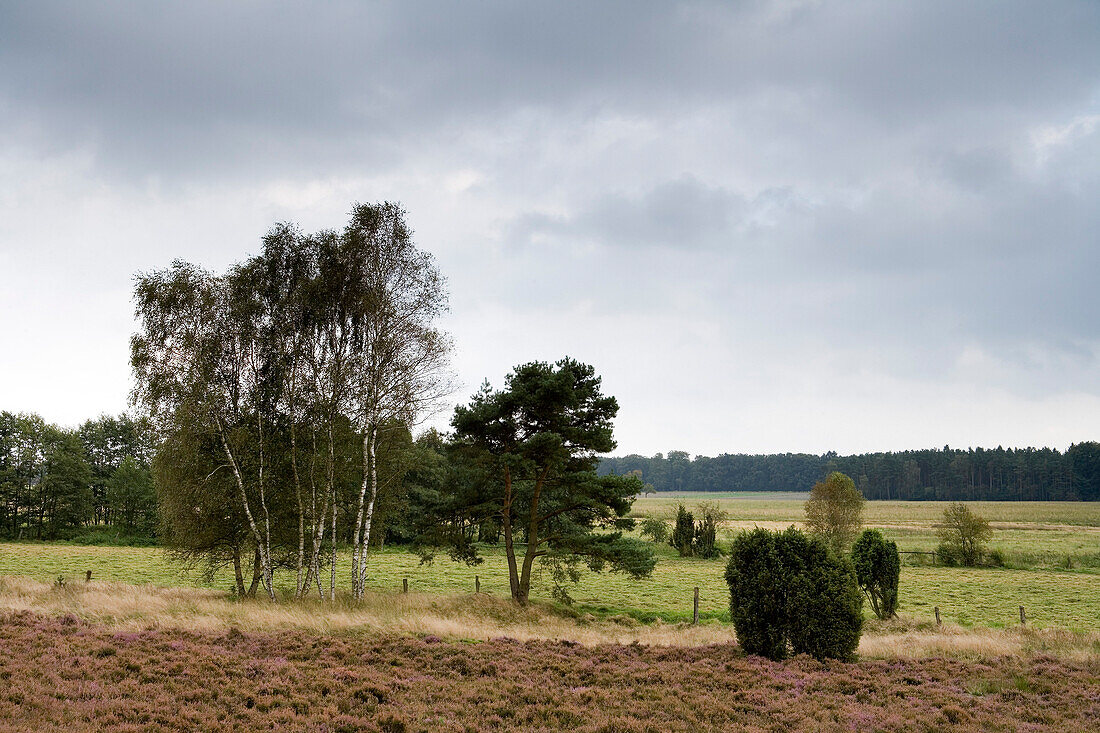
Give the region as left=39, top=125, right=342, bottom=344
left=3, top=498, right=1100, bottom=632
left=2, top=496, right=1099, bottom=632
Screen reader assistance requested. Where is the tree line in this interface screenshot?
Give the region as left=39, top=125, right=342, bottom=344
left=600, top=443, right=1100, bottom=500
left=0, top=412, right=155, bottom=539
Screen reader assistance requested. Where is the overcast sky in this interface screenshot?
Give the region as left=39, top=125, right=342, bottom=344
left=1, top=1, right=1098, bottom=457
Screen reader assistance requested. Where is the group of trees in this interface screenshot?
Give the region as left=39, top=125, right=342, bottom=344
left=0, top=412, right=154, bottom=539
left=601, top=443, right=1100, bottom=500
left=662, top=502, right=724, bottom=559
left=130, top=203, right=650, bottom=606
left=132, top=202, right=452, bottom=600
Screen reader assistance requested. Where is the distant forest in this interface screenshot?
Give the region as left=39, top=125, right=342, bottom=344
left=599, top=443, right=1100, bottom=501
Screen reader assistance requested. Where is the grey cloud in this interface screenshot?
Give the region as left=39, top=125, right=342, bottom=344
left=3, top=1, right=1099, bottom=183
left=3, top=1, right=1100, bottom=451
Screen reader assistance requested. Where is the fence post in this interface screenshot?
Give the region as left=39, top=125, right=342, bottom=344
left=1019, top=606, right=1026, bottom=625
left=934, top=606, right=941, bottom=625
left=403, top=578, right=408, bottom=594
left=475, top=575, right=480, bottom=594
left=693, top=586, right=700, bottom=625
left=85, top=570, right=92, bottom=583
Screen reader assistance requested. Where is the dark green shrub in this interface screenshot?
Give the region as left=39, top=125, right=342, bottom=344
left=851, top=529, right=900, bottom=619
left=987, top=549, right=1006, bottom=567
left=669, top=505, right=695, bottom=557
left=725, top=526, right=862, bottom=661
left=724, top=528, right=789, bottom=660
left=936, top=542, right=959, bottom=566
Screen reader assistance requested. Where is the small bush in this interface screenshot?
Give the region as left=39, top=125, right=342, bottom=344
left=987, top=549, right=1006, bottom=567
left=725, top=526, right=862, bottom=661
left=936, top=543, right=959, bottom=567
left=851, top=529, right=900, bottom=619
left=692, top=501, right=726, bottom=559
left=639, top=518, right=669, bottom=544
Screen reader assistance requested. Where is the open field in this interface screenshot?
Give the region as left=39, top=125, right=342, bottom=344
left=2, top=498, right=1098, bottom=632
left=2, top=543, right=1099, bottom=632
left=2, top=610, right=1099, bottom=732
left=632, top=495, right=1100, bottom=569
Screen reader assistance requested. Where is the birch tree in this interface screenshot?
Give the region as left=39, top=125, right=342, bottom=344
left=341, top=203, right=453, bottom=600
left=132, top=262, right=279, bottom=600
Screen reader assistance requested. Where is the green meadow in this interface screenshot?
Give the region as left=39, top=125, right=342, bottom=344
left=3, top=495, right=1098, bottom=631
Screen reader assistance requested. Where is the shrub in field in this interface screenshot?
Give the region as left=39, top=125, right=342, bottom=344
left=692, top=501, right=726, bottom=559
left=804, top=471, right=865, bottom=556
left=851, top=530, right=899, bottom=619
left=640, top=518, right=669, bottom=544
left=937, top=502, right=992, bottom=567
left=725, top=526, right=862, bottom=661
left=669, top=505, right=695, bottom=557
left=724, top=528, right=789, bottom=659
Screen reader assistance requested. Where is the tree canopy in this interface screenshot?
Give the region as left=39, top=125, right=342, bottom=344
left=428, top=357, right=655, bottom=605
left=131, top=202, right=451, bottom=600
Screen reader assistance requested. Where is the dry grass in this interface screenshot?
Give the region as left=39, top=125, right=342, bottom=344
left=0, top=575, right=734, bottom=647
left=860, top=614, right=1100, bottom=661
left=4, top=575, right=1097, bottom=660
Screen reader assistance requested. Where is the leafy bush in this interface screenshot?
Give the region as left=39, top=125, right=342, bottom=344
left=936, top=543, right=959, bottom=566
left=937, top=503, right=993, bottom=567
left=725, top=526, right=862, bottom=661
left=639, top=518, right=669, bottom=544
left=851, top=530, right=899, bottom=619
left=987, top=549, right=1006, bottom=567
left=669, top=505, right=695, bottom=557
left=692, top=501, right=726, bottom=559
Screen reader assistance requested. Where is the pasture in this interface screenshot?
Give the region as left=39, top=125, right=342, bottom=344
left=2, top=496, right=1099, bottom=632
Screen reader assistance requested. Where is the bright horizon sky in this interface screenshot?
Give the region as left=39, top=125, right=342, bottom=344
left=2, top=2, right=1099, bottom=457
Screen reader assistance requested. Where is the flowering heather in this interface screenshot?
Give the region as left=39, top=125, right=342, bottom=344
left=1, top=611, right=1098, bottom=732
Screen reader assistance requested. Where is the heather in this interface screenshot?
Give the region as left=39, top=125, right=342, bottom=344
left=2, top=611, right=1098, bottom=732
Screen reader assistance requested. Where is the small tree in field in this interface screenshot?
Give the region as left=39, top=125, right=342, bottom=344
left=805, top=471, right=865, bottom=556
left=640, top=517, right=669, bottom=544
left=669, top=504, right=695, bottom=557
left=440, top=358, right=656, bottom=605
left=851, top=529, right=900, bottom=619
left=692, top=501, right=727, bottom=559
left=937, top=502, right=992, bottom=567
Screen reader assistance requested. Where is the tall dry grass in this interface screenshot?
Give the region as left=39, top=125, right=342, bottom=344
left=0, top=575, right=732, bottom=646
left=2, top=574, right=1096, bottom=659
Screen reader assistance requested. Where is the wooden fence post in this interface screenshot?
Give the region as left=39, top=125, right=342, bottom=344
left=934, top=607, right=941, bottom=625
left=85, top=570, right=92, bottom=582
left=403, top=578, right=408, bottom=594
left=693, top=586, right=700, bottom=625
left=1019, top=606, right=1026, bottom=625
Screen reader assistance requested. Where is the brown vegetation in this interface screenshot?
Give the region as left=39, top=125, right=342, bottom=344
left=2, top=576, right=1098, bottom=660
left=1, top=610, right=1098, bottom=732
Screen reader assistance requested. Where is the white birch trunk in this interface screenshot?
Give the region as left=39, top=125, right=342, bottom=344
left=219, top=422, right=276, bottom=601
